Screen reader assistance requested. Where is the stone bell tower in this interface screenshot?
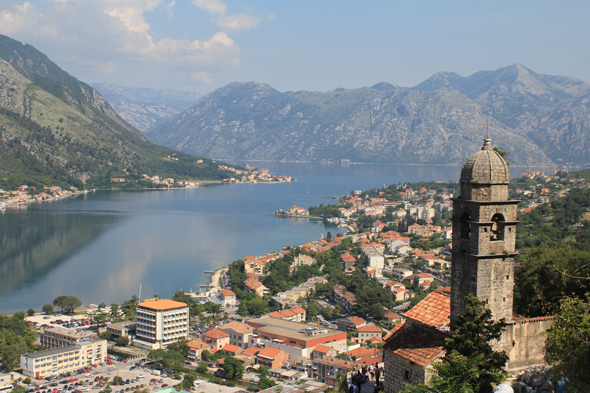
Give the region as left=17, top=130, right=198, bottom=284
left=451, top=138, right=518, bottom=322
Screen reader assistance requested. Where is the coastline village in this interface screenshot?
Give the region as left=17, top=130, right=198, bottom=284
left=1, top=157, right=587, bottom=393
left=0, top=164, right=291, bottom=209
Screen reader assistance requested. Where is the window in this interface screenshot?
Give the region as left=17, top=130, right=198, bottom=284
left=404, top=370, right=410, bottom=380
left=490, top=213, right=505, bottom=241
left=460, top=212, right=471, bottom=240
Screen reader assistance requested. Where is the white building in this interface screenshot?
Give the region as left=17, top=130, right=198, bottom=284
left=362, top=246, right=384, bottom=270
left=134, top=299, right=189, bottom=350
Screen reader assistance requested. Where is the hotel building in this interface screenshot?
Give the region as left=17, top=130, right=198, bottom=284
left=134, top=299, right=189, bottom=350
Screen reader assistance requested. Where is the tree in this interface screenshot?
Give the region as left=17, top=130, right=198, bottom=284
left=221, top=356, right=244, bottom=380
left=99, top=331, right=112, bottom=341
left=22, top=378, right=31, bottom=385
left=42, top=304, right=55, bottom=314
left=405, top=352, right=486, bottom=393
left=545, top=295, right=590, bottom=392
left=112, top=376, right=123, bottom=385
left=53, top=295, right=82, bottom=313
left=306, top=302, right=320, bottom=321
left=443, top=294, right=508, bottom=393
left=514, top=245, right=590, bottom=316
left=110, top=304, right=120, bottom=320
left=118, top=336, right=129, bottom=346
left=258, top=366, right=276, bottom=390
left=196, top=363, right=208, bottom=373
left=11, top=387, right=27, bottom=393
left=323, top=306, right=334, bottom=320
left=181, top=373, right=196, bottom=389
left=26, top=308, right=35, bottom=316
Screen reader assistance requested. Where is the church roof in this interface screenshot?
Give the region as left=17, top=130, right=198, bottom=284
left=384, top=322, right=447, bottom=367
left=403, top=291, right=450, bottom=328
left=460, top=138, right=510, bottom=185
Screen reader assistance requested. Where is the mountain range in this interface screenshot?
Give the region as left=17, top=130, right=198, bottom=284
left=145, top=64, right=590, bottom=167
left=0, top=34, right=237, bottom=189
left=91, top=83, right=201, bottom=132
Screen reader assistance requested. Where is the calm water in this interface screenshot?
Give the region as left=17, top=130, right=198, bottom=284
left=0, top=162, right=542, bottom=313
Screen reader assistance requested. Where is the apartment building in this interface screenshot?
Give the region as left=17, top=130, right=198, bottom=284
left=134, top=299, right=189, bottom=350
left=38, top=327, right=95, bottom=349
left=20, top=338, right=106, bottom=379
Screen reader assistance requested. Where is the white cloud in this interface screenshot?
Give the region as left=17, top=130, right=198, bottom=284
left=192, top=0, right=226, bottom=15
left=216, top=13, right=261, bottom=31
left=191, top=71, right=213, bottom=84
left=0, top=0, right=243, bottom=85
left=192, top=0, right=263, bottom=31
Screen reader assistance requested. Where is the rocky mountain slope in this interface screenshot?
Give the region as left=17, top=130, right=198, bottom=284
left=91, top=83, right=201, bottom=132
left=0, top=34, right=238, bottom=189
left=147, top=64, right=590, bottom=166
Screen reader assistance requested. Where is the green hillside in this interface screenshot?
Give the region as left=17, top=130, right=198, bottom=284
left=0, top=34, right=238, bottom=190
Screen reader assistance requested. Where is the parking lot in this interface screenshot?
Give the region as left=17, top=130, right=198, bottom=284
left=23, top=357, right=180, bottom=393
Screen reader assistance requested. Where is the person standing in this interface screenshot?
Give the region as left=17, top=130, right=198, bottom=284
left=375, top=365, right=381, bottom=383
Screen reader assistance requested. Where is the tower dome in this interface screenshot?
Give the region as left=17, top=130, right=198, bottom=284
left=460, top=138, right=510, bottom=184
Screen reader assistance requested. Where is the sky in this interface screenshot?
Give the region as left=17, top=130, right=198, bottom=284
left=0, top=0, right=589, bottom=95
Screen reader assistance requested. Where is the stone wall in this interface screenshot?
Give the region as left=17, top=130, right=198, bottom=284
left=494, top=318, right=555, bottom=372
left=383, top=350, right=438, bottom=393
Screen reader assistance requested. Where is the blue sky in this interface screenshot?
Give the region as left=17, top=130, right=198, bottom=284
left=0, top=0, right=589, bottom=94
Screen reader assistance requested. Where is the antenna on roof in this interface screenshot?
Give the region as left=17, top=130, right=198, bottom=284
left=138, top=284, right=142, bottom=301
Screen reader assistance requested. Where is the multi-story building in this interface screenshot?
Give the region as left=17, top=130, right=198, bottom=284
left=106, top=322, right=136, bottom=342
left=246, top=317, right=347, bottom=358
left=134, top=299, right=189, bottom=350
left=218, top=321, right=254, bottom=348
left=38, top=327, right=95, bottom=349
left=20, top=338, right=107, bottom=379
left=310, top=357, right=356, bottom=386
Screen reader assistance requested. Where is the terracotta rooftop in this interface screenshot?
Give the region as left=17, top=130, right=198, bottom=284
left=204, top=328, right=230, bottom=339
left=137, top=299, right=187, bottom=311
left=357, top=325, right=382, bottom=333
left=257, top=347, right=286, bottom=359
left=403, top=291, right=450, bottom=328
left=187, top=339, right=210, bottom=350
left=384, top=322, right=447, bottom=367
left=242, top=347, right=261, bottom=357
left=312, top=345, right=333, bottom=353
left=347, top=316, right=366, bottom=326
left=220, top=289, right=236, bottom=297
left=218, top=321, right=253, bottom=334
left=221, top=344, right=241, bottom=353
left=346, top=347, right=381, bottom=360
left=384, top=312, right=403, bottom=320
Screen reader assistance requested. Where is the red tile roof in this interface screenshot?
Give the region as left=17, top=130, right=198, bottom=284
left=312, top=345, right=333, bottom=353
left=384, top=322, right=447, bottom=367
left=220, top=289, right=236, bottom=297
left=257, top=347, right=287, bottom=360
left=218, top=321, right=253, bottom=334
left=403, top=291, right=450, bottom=328
left=347, top=316, right=366, bottom=326
left=187, top=339, right=210, bottom=350
left=221, top=344, right=241, bottom=353
left=204, top=329, right=230, bottom=339
left=241, top=347, right=261, bottom=357
left=357, top=325, right=382, bottom=333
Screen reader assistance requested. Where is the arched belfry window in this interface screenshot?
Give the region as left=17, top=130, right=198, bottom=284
left=491, top=213, right=505, bottom=241
left=460, top=212, right=471, bottom=240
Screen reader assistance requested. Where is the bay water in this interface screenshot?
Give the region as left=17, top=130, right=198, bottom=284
left=0, top=162, right=539, bottom=313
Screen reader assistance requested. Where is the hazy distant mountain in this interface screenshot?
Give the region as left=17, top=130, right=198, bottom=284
left=145, top=64, right=590, bottom=166
left=92, top=83, right=201, bottom=131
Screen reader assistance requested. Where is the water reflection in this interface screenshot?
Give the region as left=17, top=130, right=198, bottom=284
left=0, top=210, right=123, bottom=297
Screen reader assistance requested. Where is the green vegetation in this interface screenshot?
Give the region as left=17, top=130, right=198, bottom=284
left=546, top=295, right=590, bottom=393
left=52, top=295, right=82, bottom=313
left=0, top=312, right=39, bottom=371
left=0, top=34, right=247, bottom=191
left=42, top=304, right=54, bottom=314
left=408, top=295, right=508, bottom=393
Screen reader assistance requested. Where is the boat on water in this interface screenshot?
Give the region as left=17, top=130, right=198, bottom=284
left=0, top=202, right=6, bottom=210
